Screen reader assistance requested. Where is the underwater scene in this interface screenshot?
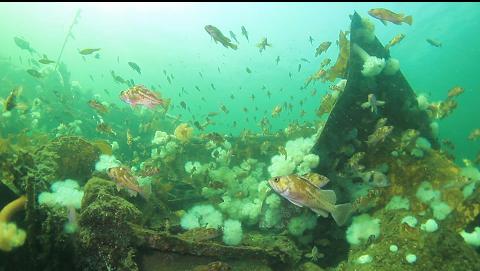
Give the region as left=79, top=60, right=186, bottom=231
left=1, top=2, right=480, bottom=270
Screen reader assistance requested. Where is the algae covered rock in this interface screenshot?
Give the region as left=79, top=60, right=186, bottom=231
left=34, top=136, right=100, bottom=184
left=77, top=177, right=142, bottom=271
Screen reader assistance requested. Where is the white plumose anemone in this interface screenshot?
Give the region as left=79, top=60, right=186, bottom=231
left=353, top=43, right=385, bottom=77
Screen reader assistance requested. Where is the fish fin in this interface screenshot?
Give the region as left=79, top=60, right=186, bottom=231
left=331, top=203, right=353, bottom=226
left=230, top=43, right=238, bottom=50
left=317, top=189, right=336, bottom=204
left=287, top=198, right=304, bottom=208
left=301, top=173, right=330, bottom=189
left=403, top=15, right=413, bottom=25
left=380, top=19, right=388, bottom=26
left=361, top=102, right=370, bottom=109
left=311, top=208, right=329, bottom=217
left=376, top=100, right=386, bottom=107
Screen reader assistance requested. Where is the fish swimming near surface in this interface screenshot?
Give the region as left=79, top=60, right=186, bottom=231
left=246, top=67, right=252, bottom=73
left=309, top=36, right=314, bottom=45
left=79, top=48, right=101, bottom=55
left=14, top=37, right=37, bottom=54
left=229, top=30, right=239, bottom=44
left=368, top=8, right=413, bottom=26
left=107, top=166, right=147, bottom=198
left=120, top=85, right=171, bottom=110
left=241, top=25, right=249, bottom=41
left=128, top=62, right=141, bottom=74
left=426, top=38, right=442, bottom=47
left=205, top=25, right=238, bottom=50
left=268, top=173, right=353, bottom=226
left=275, top=56, right=280, bottom=65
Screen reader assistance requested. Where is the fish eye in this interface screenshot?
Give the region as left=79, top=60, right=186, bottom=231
left=273, top=177, right=279, bottom=182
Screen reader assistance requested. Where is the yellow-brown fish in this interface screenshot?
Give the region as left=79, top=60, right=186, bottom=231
left=272, top=105, right=282, bottom=117
left=79, top=48, right=101, bottom=55
left=447, top=86, right=464, bottom=98
left=127, top=129, right=133, bottom=146
left=315, top=42, right=332, bottom=57
left=268, top=173, right=353, bottom=226
left=107, top=166, right=146, bottom=198
left=368, top=8, right=413, bottom=26
left=385, top=33, right=406, bottom=51
left=426, top=38, right=442, bottom=47
left=88, top=99, right=109, bottom=114
left=3, top=86, right=22, bottom=112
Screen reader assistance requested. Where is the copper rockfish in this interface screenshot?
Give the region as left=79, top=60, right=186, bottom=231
left=120, top=85, right=170, bottom=110
left=268, top=173, right=353, bottom=226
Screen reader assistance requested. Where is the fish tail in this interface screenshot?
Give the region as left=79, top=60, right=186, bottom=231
left=404, top=15, right=413, bottom=25
left=230, top=43, right=238, bottom=50
left=331, top=203, right=353, bottom=226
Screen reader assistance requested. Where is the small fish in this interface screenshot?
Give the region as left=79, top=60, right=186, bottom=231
left=246, top=67, right=252, bottom=74
left=230, top=94, right=235, bottom=99
left=2, top=86, right=22, bottom=112
left=300, top=58, right=310, bottom=63
left=14, top=37, right=36, bottom=54
left=117, top=56, right=120, bottom=63
left=447, top=86, right=464, bottom=98
left=180, top=101, right=187, bottom=109
left=368, top=8, right=413, bottom=26
left=289, top=72, right=292, bottom=78
left=210, top=83, right=216, bottom=90
left=107, top=166, right=146, bottom=198
left=309, top=36, right=314, bottom=45
left=120, top=85, right=170, bottom=110
left=205, top=25, right=237, bottom=50
left=250, top=94, right=255, bottom=101
left=426, top=38, right=442, bottom=47
left=385, top=33, right=406, bottom=51
left=89, top=75, right=95, bottom=81
left=96, top=121, right=116, bottom=136
left=128, top=62, right=141, bottom=74
left=88, top=99, right=109, bottom=114
left=268, top=173, right=353, bottom=226
left=315, top=42, right=332, bottom=57
left=27, top=69, right=43, bottom=78
left=320, top=58, right=331, bottom=68
left=94, top=53, right=100, bottom=59
left=110, top=71, right=126, bottom=84
left=208, top=111, right=219, bottom=117
left=38, top=54, right=55, bottom=64
left=361, top=94, right=385, bottom=114
left=272, top=105, right=282, bottom=117
left=195, top=86, right=201, bottom=92
left=267, top=91, right=271, bottom=99
left=468, top=129, right=480, bottom=141
left=218, top=66, right=221, bottom=73
left=256, top=37, right=272, bottom=52
left=241, top=26, right=249, bottom=41
left=275, top=56, right=280, bottom=65
left=298, top=64, right=302, bottom=72
left=229, top=30, right=239, bottom=44
left=127, top=129, right=133, bottom=146
left=220, top=104, right=229, bottom=114
left=199, top=72, right=203, bottom=78
left=79, top=48, right=101, bottom=55
left=167, top=76, right=171, bottom=84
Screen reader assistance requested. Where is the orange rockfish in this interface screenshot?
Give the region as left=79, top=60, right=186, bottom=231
left=107, top=166, right=146, bottom=198
left=120, top=85, right=170, bottom=110
left=268, top=173, right=353, bottom=226
left=368, top=8, right=413, bottom=26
